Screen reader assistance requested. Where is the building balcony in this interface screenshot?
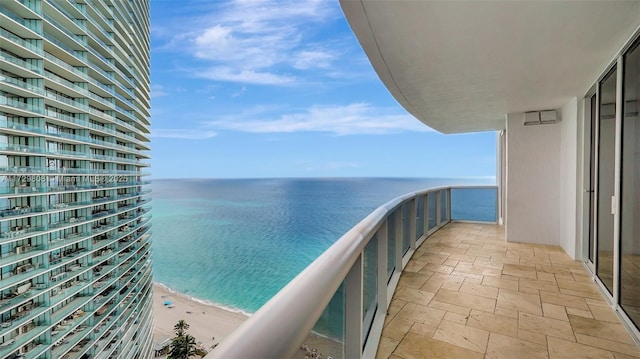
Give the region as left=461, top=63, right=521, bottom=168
left=0, top=180, right=150, bottom=200
left=377, top=223, right=640, bottom=358
left=0, top=190, right=149, bottom=221
left=209, top=186, right=640, bottom=358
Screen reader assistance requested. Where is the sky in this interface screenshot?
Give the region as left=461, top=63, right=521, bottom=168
left=148, top=0, right=497, bottom=179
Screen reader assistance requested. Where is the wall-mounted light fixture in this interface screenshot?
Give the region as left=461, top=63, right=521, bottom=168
left=523, top=110, right=557, bottom=125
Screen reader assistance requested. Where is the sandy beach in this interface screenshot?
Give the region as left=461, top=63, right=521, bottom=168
left=152, top=283, right=248, bottom=354
left=152, top=283, right=343, bottom=357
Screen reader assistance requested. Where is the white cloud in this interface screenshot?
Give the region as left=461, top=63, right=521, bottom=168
left=231, top=86, right=246, bottom=98
left=292, top=50, right=335, bottom=70
left=151, top=129, right=217, bottom=140
left=151, top=84, right=168, bottom=98
left=160, top=0, right=343, bottom=85
left=195, top=67, right=296, bottom=86
left=206, top=103, right=433, bottom=135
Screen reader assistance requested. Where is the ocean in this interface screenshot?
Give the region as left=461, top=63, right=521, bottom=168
left=150, top=177, right=495, bottom=316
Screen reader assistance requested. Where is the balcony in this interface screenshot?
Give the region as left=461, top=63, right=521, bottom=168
left=209, top=186, right=640, bottom=358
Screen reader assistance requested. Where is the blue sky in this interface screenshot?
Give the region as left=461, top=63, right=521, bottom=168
left=149, top=0, right=497, bottom=179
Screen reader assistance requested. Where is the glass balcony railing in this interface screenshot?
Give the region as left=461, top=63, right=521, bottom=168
left=112, top=88, right=135, bottom=108
left=42, top=50, right=86, bottom=78
left=0, top=96, right=43, bottom=114
left=43, top=54, right=118, bottom=111
left=0, top=245, right=45, bottom=266
left=42, top=28, right=80, bottom=56
left=209, top=185, right=498, bottom=359
left=43, top=70, right=89, bottom=95
left=1, top=50, right=42, bottom=73
left=0, top=323, right=48, bottom=355
left=45, top=89, right=89, bottom=109
left=45, top=0, right=82, bottom=29
left=86, top=25, right=113, bottom=54
left=2, top=128, right=147, bottom=158
left=0, top=164, right=149, bottom=180
left=0, top=285, right=48, bottom=317
left=0, top=179, right=150, bottom=199
left=49, top=280, right=91, bottom=308
left=43, top=14, right=84, bottom=49
left=1, top=75, right=45, bottom=95
left=0, top=210, right=146, bottom=250
left=0, top=191, right=148, bottom=221
left=0, top=262, right=44, bottom=290
left=85, top=0, right=114, bottom=31
left=0, top=5, right=40, bottom=34
left=88, top=59, right=115, bottom=81
left=0, top=27, right=42, bottom=54
left=0, top=119, right=146, bottom=159
left=88, top=91, right=114, bottom=107
left=451, top=186, right=498, bottom=222
left=1, top=230, right=149, bottom=297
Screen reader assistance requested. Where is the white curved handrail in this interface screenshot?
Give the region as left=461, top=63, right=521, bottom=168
left=209, top=185, right=497, bottom=358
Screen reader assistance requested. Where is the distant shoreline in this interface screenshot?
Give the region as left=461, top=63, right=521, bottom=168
left=154, top=282, right=254, bottom=317
left=152, top=282, right=248, bottom=352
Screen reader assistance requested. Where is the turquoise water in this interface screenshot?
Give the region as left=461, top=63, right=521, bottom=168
left=150, top=177, right=494, bottom=315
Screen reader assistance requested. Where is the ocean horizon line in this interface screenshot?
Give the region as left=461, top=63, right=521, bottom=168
left=150, top=175, right=497, bottom=181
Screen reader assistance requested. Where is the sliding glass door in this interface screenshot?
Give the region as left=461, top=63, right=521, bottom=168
left=586, top=36, right=640, bottom=339
left=596, top=67, right=617, bottom=295
left=620, top=40, right=640, bottom=327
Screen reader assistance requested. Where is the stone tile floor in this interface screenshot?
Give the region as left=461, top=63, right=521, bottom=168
left=377, top=223, right=640, bottom=359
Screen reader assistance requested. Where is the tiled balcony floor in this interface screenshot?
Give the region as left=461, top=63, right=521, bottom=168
left=378, top=223, right=640, bottom=359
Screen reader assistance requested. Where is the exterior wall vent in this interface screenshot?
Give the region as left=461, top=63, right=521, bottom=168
left=523, top=110, right=558, bottom=125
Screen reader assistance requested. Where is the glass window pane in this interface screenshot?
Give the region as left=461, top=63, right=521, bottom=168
left=621, top=41, right=640, bottom=329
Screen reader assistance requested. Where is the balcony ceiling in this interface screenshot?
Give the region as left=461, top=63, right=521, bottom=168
left=340, top=1, right=640, bottom=134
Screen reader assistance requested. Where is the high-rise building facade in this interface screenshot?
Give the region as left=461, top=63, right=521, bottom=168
left=0, top=0, right=153, bottom=358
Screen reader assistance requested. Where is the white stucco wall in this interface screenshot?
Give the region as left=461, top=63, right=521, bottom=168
left=505, top=112, right=563, bottom=247
left=505, top=103, right=581, bottom=259
left=560, top=98, right=579, bottom=259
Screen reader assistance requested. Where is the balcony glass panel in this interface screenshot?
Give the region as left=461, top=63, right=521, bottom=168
left=387, top=213, right=395, bottom=281
left=303, top=282, right=344, bottom=359
left=428, top=193, right=437, bottom=230
left=451, top=188, right=497, bottom=222
left=401, top=203, right=410, bottom=255
left=440, top=189, right=449, bottom=223
left=362, top=234, right=377, bottom=345
left=416, top=196, right=424, bottom=239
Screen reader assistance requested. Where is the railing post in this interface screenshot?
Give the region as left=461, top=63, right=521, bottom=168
left=345, top=254, right=363, bottom=359
left=409, top=198, right=417, bottom=250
